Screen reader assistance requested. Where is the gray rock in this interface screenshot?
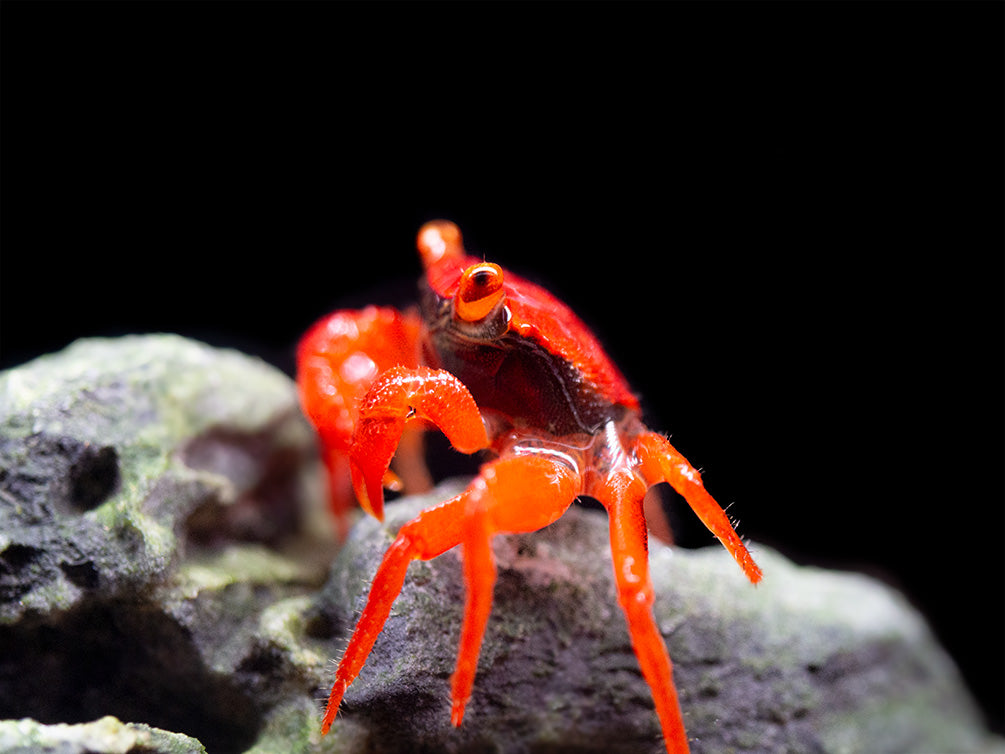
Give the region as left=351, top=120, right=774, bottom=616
left=0, top=336, right=329, bottom=753
left=0, top=716, right=206, bottom=754
left=1, top=336, right=1000, bottom=754
left=314, top=489, right=1001, bottom=754
left=0, top=335, right=321, bottom=624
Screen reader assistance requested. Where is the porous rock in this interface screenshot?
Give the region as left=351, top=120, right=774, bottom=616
left=0, top=336, right=1000, bottom=754
left=0, top=336, right=332, bottom=753
left=0, top=335, right=321, bottom=624
left=314, top=490, right=1002, bottom=754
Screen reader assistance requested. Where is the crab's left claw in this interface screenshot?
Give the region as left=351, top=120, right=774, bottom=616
left=349, top=365, right=490, bottom=520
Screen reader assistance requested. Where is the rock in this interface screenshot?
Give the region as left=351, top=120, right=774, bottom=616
left=0, top=336, right=331, bottom=753
left=0, top=716, right=205, bottom=754
left=314, top=489, right=1002, bottom=754
left=0, top=335, right=323, bottom=625
left=1, top=336, right=1000, bottom=754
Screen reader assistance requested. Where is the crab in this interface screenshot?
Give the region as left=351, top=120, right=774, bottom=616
left=296, top=221, right=762, bottom=754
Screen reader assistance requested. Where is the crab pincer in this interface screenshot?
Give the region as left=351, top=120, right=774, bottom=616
left=348, top=365, right=489, bottom=520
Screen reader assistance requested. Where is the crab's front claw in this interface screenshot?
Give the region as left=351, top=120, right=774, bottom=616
left=349, top=416, right=405, bottom=521
left=349, top=365, right=490, bottom=521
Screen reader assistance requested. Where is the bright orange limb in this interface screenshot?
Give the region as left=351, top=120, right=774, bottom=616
left=296, top=307, right=424, bottom=538
left=320, top=452, right=354, bottom=541
left=636, top=433, right=762, bottom=584
left=598, top=470, right=689, bottom=754
left=349, top=365, right=490, bottom=520
left=321, top=453, right=581, bottom=735
left=320, top=498, right=468, bottom=735
left=449, top=455, right=581, bottom=725
left=451, top=500, right=494, bottom=727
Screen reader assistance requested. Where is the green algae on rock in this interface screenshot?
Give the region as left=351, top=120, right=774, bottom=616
left=0, top=335, right=320, bottom=624
left=0, top=336, right=328, bottom=753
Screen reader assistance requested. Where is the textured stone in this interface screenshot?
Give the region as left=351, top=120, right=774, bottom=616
left=0, top=716, right=205, bottom=754
left=0, top=715, right=207, bottom=754
left=0, top=335, right=321, bottom=625
left=1, top=336, right=1000, bottom=754
left=312, top=490, right=1002, bottom=754
left=0, top=336, right=327, bottom=753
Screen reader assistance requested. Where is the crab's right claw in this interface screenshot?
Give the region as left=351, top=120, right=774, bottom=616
left=349, top=418, right=404, bottom=521
left=348, top=365, right=489, bottom=521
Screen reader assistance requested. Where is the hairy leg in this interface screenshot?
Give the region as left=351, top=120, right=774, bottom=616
left=636, top=432, right=762, bottom=584
left=321, top=494, right=470, bottom=734
left=450, top=453, right=581, bottom=725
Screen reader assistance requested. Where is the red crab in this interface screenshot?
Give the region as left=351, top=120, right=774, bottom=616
left=296, top=221, right=762, bottom=754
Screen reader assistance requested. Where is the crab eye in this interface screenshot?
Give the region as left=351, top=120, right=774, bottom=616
left=456, top=263, right=505, bottom=322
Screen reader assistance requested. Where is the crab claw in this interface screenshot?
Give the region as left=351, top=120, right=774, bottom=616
left=349, top=417, right=405, bottom=521
left=348, top=365, right=490, bottom=521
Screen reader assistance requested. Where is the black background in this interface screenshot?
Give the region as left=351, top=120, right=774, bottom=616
left=2, top=1, right=1002, bottom=735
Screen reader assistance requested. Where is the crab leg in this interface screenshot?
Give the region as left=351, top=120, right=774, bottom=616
left=451, top=496, right=496, bottom=726
left=321, top=496, right=468, bottom=735
left=451, top=454, right=581, bottom=725
left=591, top=469, right=688, bottom=754
left=636, top=433, right=762, bottom=584
left=321, top=452, right=581, bottom=735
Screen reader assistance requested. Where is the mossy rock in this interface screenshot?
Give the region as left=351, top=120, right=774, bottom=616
left=0, top=336, right=328, bottom=753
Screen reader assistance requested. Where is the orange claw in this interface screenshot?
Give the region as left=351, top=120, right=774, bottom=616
left=296, top=306, right=424, bottom=539
left=348, top=365, right=490, bottom=520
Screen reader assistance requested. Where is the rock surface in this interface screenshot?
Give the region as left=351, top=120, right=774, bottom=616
left=0, top=334, right=323, bottom=625
left=1, top=336, right=1000, bottom=754
left=318, top=491, right=1000, bottom=754
left=0, top=336, right=330, bottom=753
left=0, top=716, right=206, bottom=754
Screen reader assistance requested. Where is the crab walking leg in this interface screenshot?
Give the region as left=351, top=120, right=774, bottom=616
left=317, top=450, right=354, bottom=541
left=322, top=453, right=581, bottom=735
left=636, top=433, right=763, bottom=584
left=603, top=472, right=690, bottom=754
left=349, top=365, right=490, bottom=520
left=321, top=495, right=472, bottom=734
left=451, top=500, right=495, bottom=727
left=450, top=454, right=582, bottom=725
